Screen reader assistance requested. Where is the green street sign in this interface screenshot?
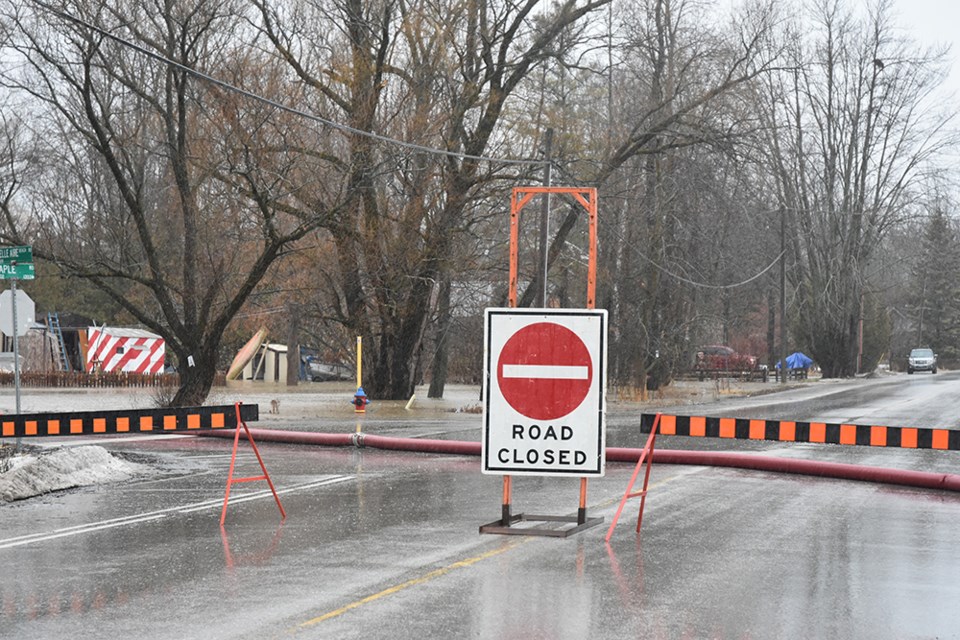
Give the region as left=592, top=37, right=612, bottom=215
left=0, top=262, right=35, bottom=280
left=0, top=245, right=32, bottom=263
left=0, top=246, right=35, bottom=279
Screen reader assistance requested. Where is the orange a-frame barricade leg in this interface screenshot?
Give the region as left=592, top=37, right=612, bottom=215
left=605, top=413, right=661, bottom=542
left=220, top=402, right=286, bottom=526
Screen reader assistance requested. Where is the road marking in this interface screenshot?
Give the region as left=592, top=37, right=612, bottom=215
left=0, top=475, right=354, bottom=550
left=501, top=364, right=588, bottom=379
left=295, top=473, right=690, bottom=628
left=187, top=453, right=255, bottom=459
left=296, top=539, right=529, bottom=629
left=29, top=434, right=193, bottom=448
left=0, top=512, right=172, bottom=549
left=178, top=476, right=354, bottom=514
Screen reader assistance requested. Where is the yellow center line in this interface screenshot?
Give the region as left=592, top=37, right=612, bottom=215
left=295, top=470, right=683, bottom=632
left=295, top=539, right=528, bottom=630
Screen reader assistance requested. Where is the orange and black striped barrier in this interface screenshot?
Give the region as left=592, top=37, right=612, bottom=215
left=640, top=413, right=960, bottom=451
left=1, top=404, right=258, bottom=438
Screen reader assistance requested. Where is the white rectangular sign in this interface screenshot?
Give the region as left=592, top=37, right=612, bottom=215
left=482, top=308, right=607, bottom=476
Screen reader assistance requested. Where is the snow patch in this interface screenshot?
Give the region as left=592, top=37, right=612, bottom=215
left=0, top=446, right=148, bottom=502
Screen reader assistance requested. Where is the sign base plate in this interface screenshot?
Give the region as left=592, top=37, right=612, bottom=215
left=479, top=512, right=603, bottom=538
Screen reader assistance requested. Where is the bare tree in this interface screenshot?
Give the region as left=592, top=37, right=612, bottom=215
left=0, top=0, right=324, bottom=405
left=754, top=0, right=955, bottom=376
left=511, top=0, right=783, bottom=390
left=254, top=0, right=614, bottom=399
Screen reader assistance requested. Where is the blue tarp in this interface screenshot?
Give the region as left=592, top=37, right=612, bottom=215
left=775, top=352, right=814, bottom=369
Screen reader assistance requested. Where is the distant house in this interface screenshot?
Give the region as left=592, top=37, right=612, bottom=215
left=230, top=341, right=350, bottom=384
left=236, top=343, right=289, bottom=384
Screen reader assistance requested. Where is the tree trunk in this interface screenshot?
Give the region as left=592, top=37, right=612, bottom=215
left=171, top=349, right=218, bottom=407
left=371, top=314, right=421, bottom=400
left=428, top=276, right=452, bottom=398
left=286, top=302, right=299, bottom=387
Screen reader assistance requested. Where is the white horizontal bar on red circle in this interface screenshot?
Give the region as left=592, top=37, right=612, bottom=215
left=501, top=364, right=589, bottom=379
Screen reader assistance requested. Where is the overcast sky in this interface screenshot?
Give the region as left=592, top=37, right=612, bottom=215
left=715, top=1, right=960, bottom=103
left=893, top=0, right=960, bottom=104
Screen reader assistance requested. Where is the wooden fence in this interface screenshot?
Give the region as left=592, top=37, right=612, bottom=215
left=0, top=371, right=227, bottom=388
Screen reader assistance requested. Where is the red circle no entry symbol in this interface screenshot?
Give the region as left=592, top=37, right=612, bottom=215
left=497, top=322, right=593, bottom=421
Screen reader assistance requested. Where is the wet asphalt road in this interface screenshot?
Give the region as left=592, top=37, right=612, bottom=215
left=2, top=373, right=960, bottom=639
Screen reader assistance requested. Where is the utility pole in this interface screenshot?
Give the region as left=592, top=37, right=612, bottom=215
left=780, top=206, right=787, bottom=385
left=537, top=128, right=553, bottom=308
left=857, top=292, right=864, bottom=375
left=286, top=301, right=299, bottom=387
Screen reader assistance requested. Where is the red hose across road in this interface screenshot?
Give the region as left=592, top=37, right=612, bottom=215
left=198, top=428, right=960, bottom=493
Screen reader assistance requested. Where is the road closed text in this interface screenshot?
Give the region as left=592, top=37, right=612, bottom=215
left=496, top=423, right=588, bottom=466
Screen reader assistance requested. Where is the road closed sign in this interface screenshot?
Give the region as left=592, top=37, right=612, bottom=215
left=482, top=308, right=607, bottom=477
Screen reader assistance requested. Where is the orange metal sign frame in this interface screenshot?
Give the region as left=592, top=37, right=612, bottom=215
left=509, top=187, right=598, bottom=309
left=482, top=186, right=601, bottom=538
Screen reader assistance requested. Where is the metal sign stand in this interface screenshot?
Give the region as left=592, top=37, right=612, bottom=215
left=479, top=475, right=603, bottom=538
left=480, top=187, right=602, bottom=538
left=605, top=413, right=662, bottom=542
left=11, top=279, right=20, bottom=413
left=10, top=278, right=21, bottom=450
left=220, top=403, right=286, bottom=526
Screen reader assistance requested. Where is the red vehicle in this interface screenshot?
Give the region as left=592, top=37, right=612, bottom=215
left=694, top=345, right=766, bottom=381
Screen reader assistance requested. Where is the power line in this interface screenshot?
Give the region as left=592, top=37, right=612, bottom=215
left=26, top=4, right=783, bottom=292
left=624, top=240, right=785, bottom=290
left=29, top=1, right=547, bottom=168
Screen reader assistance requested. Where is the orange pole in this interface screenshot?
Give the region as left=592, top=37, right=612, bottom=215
left=504, top=194, right=520, bottom=525
left=587, top=193, right=597, bottom=310
left=506, top=192, right=519, bottom=521
left=509, top=192, right=520, bottom=307
left=582, top=190, right=597, bottom=516
left=578, top=477, right=588, bottom=524
left=219, top=421, right=243, bottom=526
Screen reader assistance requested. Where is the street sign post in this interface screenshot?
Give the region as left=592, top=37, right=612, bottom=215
left=0, top=246, right=36, bottom=440
left=482, top=308, right=607, bottom=477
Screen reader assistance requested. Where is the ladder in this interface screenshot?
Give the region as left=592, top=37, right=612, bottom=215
left=47, top=312, right=71, bottom=372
